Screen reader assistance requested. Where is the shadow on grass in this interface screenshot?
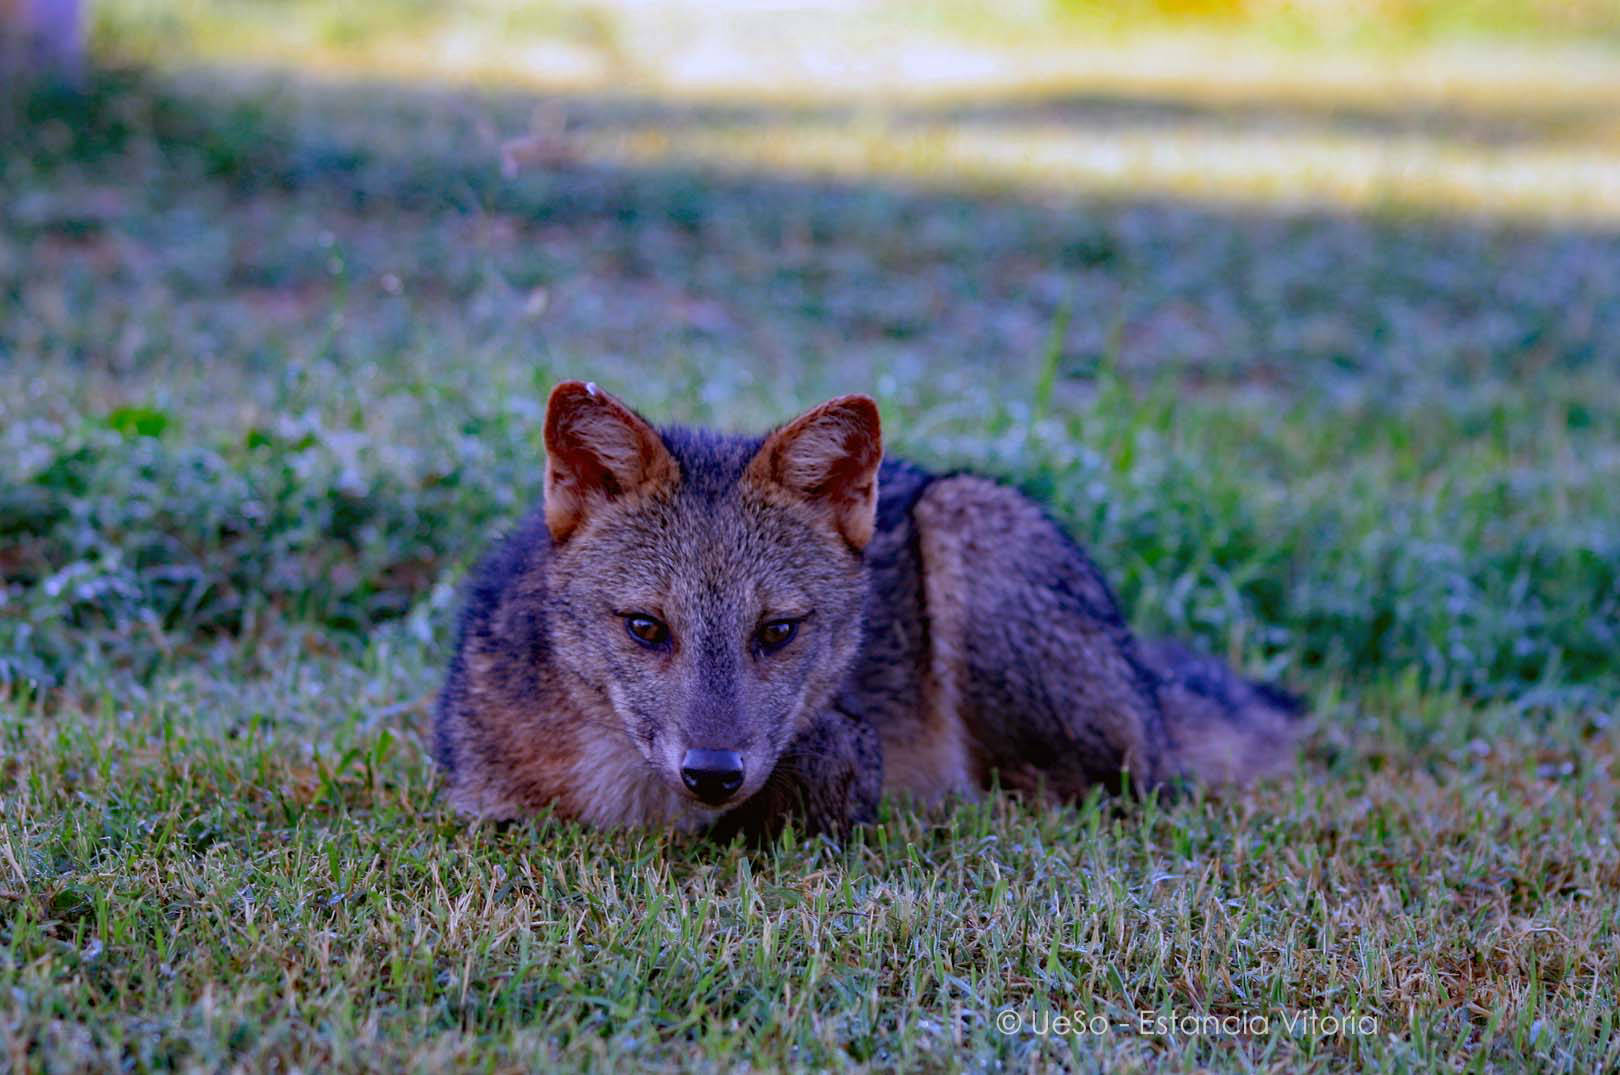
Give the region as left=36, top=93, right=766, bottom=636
left=509, top=89, right=1614, bottom=149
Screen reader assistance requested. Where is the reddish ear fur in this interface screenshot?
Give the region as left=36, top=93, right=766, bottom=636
left=543, top=381, right=678, bottom=542
left=744, top=395, right=883, bottom=550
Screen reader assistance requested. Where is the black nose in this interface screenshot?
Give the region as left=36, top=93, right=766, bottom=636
left=680, top=748, right=745, bottom=805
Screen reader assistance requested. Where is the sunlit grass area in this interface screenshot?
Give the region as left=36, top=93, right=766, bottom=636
left=3, top=1, right=1619, bottom=1071
left=91, top=0, right=1620, bottom=220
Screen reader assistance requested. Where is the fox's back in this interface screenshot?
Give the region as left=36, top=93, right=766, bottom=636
left=849, top=459, right=1302, bottom=801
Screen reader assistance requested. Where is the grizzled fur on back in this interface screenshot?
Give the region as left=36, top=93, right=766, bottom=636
left=435, top=382, right=1304, bottom=840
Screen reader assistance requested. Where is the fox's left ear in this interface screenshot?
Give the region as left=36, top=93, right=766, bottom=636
left=745, top=395, right=883, bottom=551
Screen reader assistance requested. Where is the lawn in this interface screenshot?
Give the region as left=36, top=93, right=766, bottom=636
left=2, top=2, right=1618, bottom=1071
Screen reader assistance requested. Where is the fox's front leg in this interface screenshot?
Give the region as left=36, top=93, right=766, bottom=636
left=711, top=707, right=883, bottom=844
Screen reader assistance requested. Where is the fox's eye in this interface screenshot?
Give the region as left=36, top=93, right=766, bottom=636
left=755, top=619, right=799, bottom=654
left=625, top=614, right=670, bottom=648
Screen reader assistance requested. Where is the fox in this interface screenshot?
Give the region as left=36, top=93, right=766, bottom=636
left=434, top=381, right=1304, bottom=841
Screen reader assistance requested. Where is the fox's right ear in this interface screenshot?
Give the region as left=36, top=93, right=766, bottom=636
left=543, top=381, right=677, bottom=543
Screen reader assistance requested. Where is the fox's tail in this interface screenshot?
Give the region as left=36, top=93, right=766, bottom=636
left=1140, top=639, right=1306, bottom=786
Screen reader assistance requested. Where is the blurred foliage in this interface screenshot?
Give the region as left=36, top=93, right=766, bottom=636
left=1051, top=0, right=1620, bottom=41
left=82, top=0, right=1620, bottom=98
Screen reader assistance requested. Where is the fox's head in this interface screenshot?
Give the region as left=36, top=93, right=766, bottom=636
left=540, top=381, right=882, bottom=813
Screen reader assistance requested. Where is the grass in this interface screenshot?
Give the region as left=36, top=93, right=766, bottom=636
left=3, top=2, right=1620, bottom=1070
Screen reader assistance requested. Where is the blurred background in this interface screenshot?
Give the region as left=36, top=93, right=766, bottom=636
left=2, top=1, right=1617, bottom=709
left=14, top=1, right=1620, bottom=215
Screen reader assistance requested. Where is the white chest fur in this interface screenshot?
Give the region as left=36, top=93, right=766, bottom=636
left=566, top=730, right=721, bottom=832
